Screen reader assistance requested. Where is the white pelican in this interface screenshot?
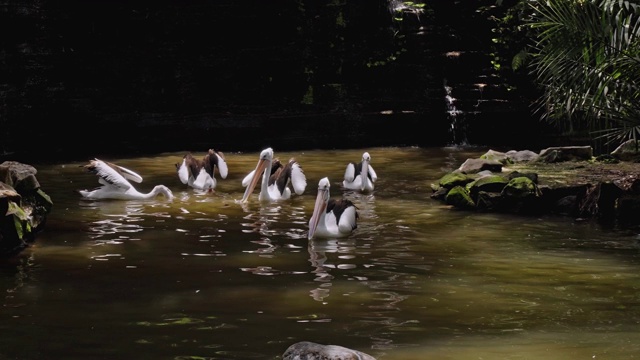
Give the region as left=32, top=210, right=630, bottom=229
left=241, top=147, right=306, bottom=203
left=79, top=159, right=174, bottom=200
left=343, top=151, right=377, bottom=192
left=176, top=149, right=228, bottom=191
left=308, top=177, right=359, bottom=239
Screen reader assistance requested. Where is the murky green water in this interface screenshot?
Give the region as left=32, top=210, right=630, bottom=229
left=2, top=146, right=640, bottom=359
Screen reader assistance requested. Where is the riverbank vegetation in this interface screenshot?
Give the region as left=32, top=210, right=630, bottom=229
left=485, top=0, right=640, bottom=153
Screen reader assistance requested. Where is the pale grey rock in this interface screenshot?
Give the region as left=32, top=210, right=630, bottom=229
left=283, top=341, right=376, bottom=360
left=537, top=146, right=593, bottom=163
left=611, top=139, right=640, bottom=161
left=457, top=158, right=503, bottom=174
left=506, top=149, right=539, bottom=162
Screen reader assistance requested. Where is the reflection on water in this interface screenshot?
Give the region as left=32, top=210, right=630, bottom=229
left=81, top=202, right=146, bottom=242
left=308, top=238, right=338, bottom=302
left=1, top=146, right=640, bottom=359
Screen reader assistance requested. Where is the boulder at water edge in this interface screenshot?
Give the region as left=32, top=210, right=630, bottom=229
left=0, top=161, right=52, bottom=256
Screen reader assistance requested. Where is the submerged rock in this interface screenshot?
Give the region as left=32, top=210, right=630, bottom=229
left=283, top=341, right=376, bottom=360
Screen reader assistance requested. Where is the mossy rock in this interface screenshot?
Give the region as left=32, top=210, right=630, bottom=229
left=438, top=172, right=474, bottom=189
left=501, top=177, right=541, bottom=199
left=480, top=149, right=513, bottom=165
left=507, top=171, right=538, bottom=183
left=445, top=185, right=476, bottom=209
left=467, top=174, right=510, bottom=199
left=0, top=162, right=53, bottom=257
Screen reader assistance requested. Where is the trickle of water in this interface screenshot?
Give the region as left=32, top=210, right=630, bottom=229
left=445, top=82, right=468, bottom=146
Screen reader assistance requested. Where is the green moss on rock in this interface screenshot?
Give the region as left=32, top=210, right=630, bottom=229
left=501, top=177, right=541, bottom=199
left=445, top=185, right=476, bottom=209
left=439, top=172, right=474, bottom=189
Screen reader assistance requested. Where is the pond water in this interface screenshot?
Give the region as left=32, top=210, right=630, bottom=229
left=2, top=146, right=640, bottom=360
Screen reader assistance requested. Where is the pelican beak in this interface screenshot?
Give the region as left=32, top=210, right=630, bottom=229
left=307, top=188, right=328, bottom=240
left=241, top=158, right=268, bottom=203
left=360, top=159, right=369, bottom=191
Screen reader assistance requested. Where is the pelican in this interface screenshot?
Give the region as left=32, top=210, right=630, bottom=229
left=343, top=151, right=377, bottom=192
left=176, top=149, right=228, bottom=191
left=308, top=177, right=359, bottom=239
left=241, top=147, right=307, bottom=203
left=79, top=159, right=174, bottom=200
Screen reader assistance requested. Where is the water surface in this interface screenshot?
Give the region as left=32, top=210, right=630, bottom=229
left=2, top=146, right=639, bottom=359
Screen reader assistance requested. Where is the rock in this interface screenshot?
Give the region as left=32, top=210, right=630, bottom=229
left=480, top=149, right=510, bottom=164
left=0, top=161, right=52, bottom=256
left=594, top=153, right=620, bottom=164
left=507, top=170, right=538, bottom=183
left=617, top=194, right=640, bottom=226
left=431, top=147, right=640, bottom=229
left=576, top=181, right=624, bottom=223
left=501, top=177, right=541, bottom=199
left=476, top=191, right=502, bottom=211
left=540, top=184, right=589, bottom=216
left=430, top=186, right=449, bottom=200
left=457, top=158, right=503, bottom=174
left=468, top=174, right=510, bottom=200
left=553, top=195, right=578, bottom=216
left=481, top=149, right=541, bottom=164
left=506, top=149, right=539, bottom=162
left=537, top=146, right=593, bottom=163
left=445, top=185, right=476, bottom=209
left=611, top=139, right=640, bottom=161
left=0, top=161, right=40, bottom=192
left=437, top=172, right=474, bottom=189
left=283, top=341, right=376, bottom=360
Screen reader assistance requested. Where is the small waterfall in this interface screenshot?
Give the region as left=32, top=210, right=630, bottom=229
left=444, top=81, right=468, bottom=146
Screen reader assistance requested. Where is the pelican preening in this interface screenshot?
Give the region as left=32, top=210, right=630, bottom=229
left=241, top=147, right=307, bottom=203
left=176, top=149, right=228, bottom=191
left=307, top=177, right=359, bottom=239
left=343, top=151, right=377, bottom=192
left=78, top=159, right=174, bottom=201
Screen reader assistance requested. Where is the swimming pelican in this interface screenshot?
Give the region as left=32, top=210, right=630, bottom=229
left=79, top=159, right=174, bottom=200
left=241, top=147, right=306, bottom=203
left=308, top=177, right=358, bottom=239
left=176, top=149, right=228, bottom=191
left=343, top=151, right=377, bottom=192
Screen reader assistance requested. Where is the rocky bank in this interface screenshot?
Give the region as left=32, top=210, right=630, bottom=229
left=430, top=142, right=640, bottom=229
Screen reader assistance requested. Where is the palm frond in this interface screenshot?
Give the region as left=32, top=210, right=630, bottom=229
left=525, top=0, right=640, bottom=148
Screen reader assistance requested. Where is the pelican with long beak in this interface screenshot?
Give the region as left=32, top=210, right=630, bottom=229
left=308, top=177, right=359, bottom=239
left=176, top=149, right=228, bottom=191
left=241, top=147, right=307, bottom=203
left=79, top=159, right=174, bottom=201
left=343, top=151, right=377, bottom=192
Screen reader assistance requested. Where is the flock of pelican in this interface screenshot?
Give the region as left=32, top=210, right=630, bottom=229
left=78, top=148, right=377, bottom=239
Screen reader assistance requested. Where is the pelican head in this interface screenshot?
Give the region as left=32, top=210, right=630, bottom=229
left=307, top=177, right=331, bottom=240
left=359, top=152, right=371, bottom=191
left=241, top=147, right=274, bottom=203
left=152, top=185, right=175, bottom=201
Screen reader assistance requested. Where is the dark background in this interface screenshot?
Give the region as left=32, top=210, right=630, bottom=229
left=1, top=0, right=554, bottom=162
